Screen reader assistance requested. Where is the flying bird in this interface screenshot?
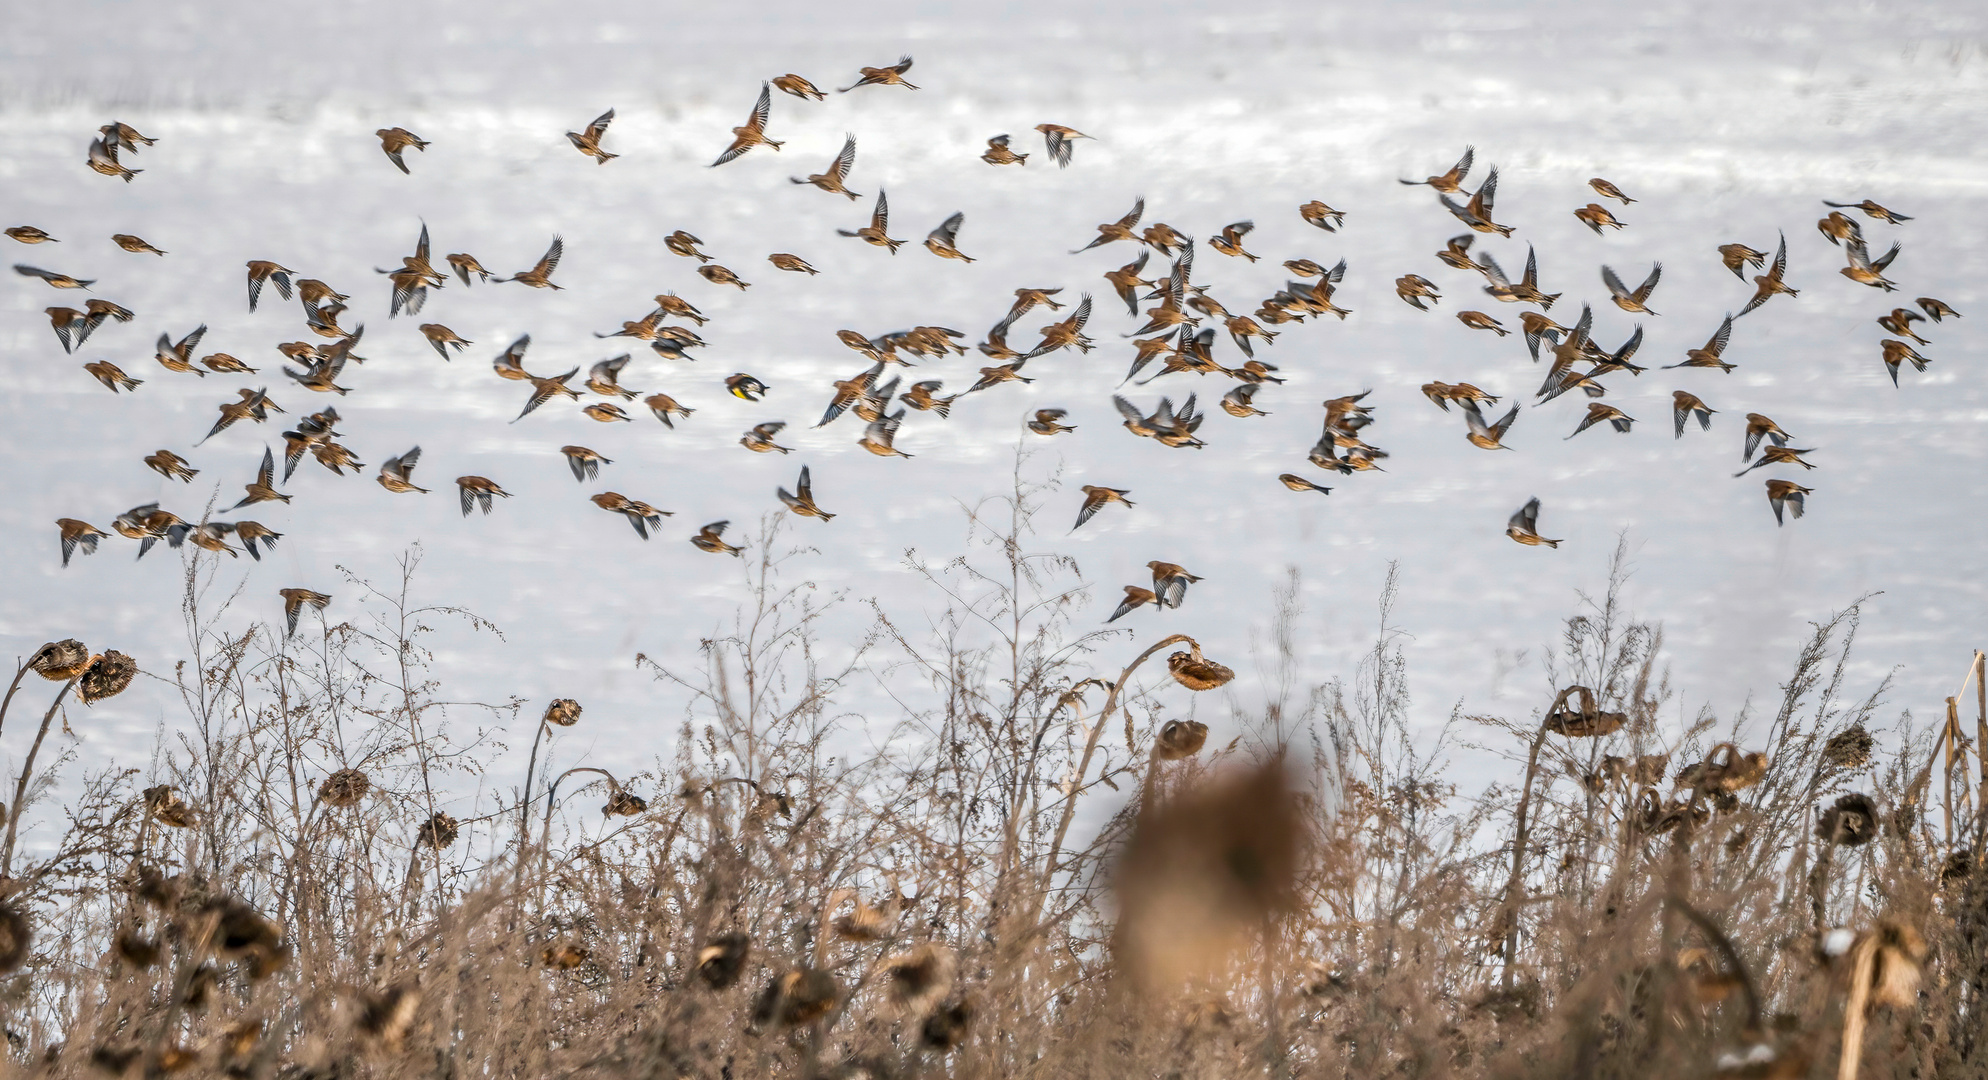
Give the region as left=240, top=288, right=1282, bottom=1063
left=1035, top=124, right=1090, bottom=167
left=1073, top=485, right=1133, bottom=530
left=227, top=447, right=291, bottom=511
left=1671, top=392, right=1716, bottom=438
left=500, top=236, right=564, bottom=289
left=376, top=127, right=429, bottom=173
left=841, top=56, right=918, bottom=92
left=711, top=83, right=782, bottom=167
left=56, top=519, right=107, bottom=567
left=280, top=589, right=333, bottom=637
left=1400, top=146, right=1474, bottom=192
left=455, top=476, right=512, bottom=516
left=981, top=134, right=1027, bottom=166
left=1737, top=233, right=1797, bottom=317
left=1601, top=262, right=1662, bottom=315
left=1765, top=480, right=1812, bottom=525
left=777, top=465, right=834, bottom=521
left=1506, top=498, right=1560, bottom=548
left=925, top=212, right=973, bottom=261
left=792, top=134, right=860, bottom=198
left=692, top=521, right=745, bottom=556
left=567, top=108, right=618, bottom=163
left=773, top=74, right=825, bottom=100
left=377, top=447, right=429, bottom=493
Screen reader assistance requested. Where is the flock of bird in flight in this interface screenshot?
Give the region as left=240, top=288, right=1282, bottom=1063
left=10, top=55, right=1964, bottom=634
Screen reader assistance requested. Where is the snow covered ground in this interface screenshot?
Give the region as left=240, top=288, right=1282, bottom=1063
left=2, top=0, right=1985, bottom=822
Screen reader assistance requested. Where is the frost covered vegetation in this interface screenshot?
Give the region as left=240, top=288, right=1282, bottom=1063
left=0, top=479, right=1983, bottom=1080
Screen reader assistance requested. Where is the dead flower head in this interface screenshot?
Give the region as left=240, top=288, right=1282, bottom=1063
left=544, top=698, right=583, bottom=727
left=603, top=789, right=648, bottom=817
left=749, top=967, right=839, bottom=1034
left=1155, top=719, right=1209, bottom=760
left=204, top=897, right=287, bottom=978
left=1823, top=725, right=1874, bottom=770
left=78, top=650, right=137, bottom=703
left=318, top=768, right=371, bottom=808
left=27, top=639, right=90, bottom=681
left=920, top=997, right=975, bottom=1050
left=356, top=981, right=423, bottom=1052
left=833, top=897, right=894, bottom=941
left=695, top=931, right=751, bottom=989
left=1112, top=755, right=1303, bottom=991
left=1167, top=644, right=1234, bottom=691
left=144, top=785, right=195, bottom=828
left=883, top=943, right=955, bottom=1017
left=1817, top=793, right=1880, bottom=847
left=1543, top=685, right=1626, bottom=738
left=0, top=903, right=29, bottom=973
left=416, top=812, right=459, bottom=850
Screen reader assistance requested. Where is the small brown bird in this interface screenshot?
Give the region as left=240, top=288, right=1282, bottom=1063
left=1877, top=307, right=1929, bottom=344
left=146, top=449, right=199, bottom=482
left=199, top=387, right=283, bottom=444
left=665, top=230, right=710, bottom=262
left=279, top=589, right=332, bottom=637
left=644, top=393, right=695, bottom=427
left=87, top=136, right=141, bottom=182
left=1880, top=339, right=1930, bottom=386
left=1506, top=497, right=1560, bottom=548
left=1742, top=413, right=1792, bottom=462
left=376, top=128, right=429, bottom=173
left=297, top=278, right=348, bottom=306
left=1916, top=297, right=1959, bottom=322
left=1395, top=274, right=1440, bottom=310
left=1035, top=124, right=1090, bottom=167
left=1279, top=473, right=1332, bottom=495
left=1589, top=178, right=1635, bottom=204
left=14, top=264, right=93, bottom=289
left=1664, top=314, right=1736, bottom=372
left=377, top=447, right=429, bottom=493
left=112, top=502, right=183, bottom=558
left=1765, top=479, right=1811, bottom=525
left=515, top=366, right=582, bottom=420
left=561, top=445, right=611, bottom=482
left=692, top=520, right=745, bottom=556
left=201, top=352, right=256, bottom=374
left=490, top=334, right=534, bottom=381
left=1460, top=400, right=1519, bottom=450
left=791, top=133, right=859, bottom=198
left=652, top=292, right=708, bottom=325
left=773, top=74, right=826, bottom=100
left=1141, top=223, right=1187, bottom=255
left=1457, top=310, right=1508, bottom=336
left=970, top=363, right=1033, bottom=393
left=183, top=522, right=240, bottom=559
left=1439, top=167, right=1513, bottom=236
left=925, top=212, right=973, bottom=261
left=699, top=264, right=751, bottom=289
left=777, top=465, right=834, bottom=521
left=1734, top=445, right=1816, bottom=477
left=1574, top=203, right=1626, bottom=234
left=711, top=83, right=782, bottom=166
left=741, top=422, right=793, bottom=454
left=455, top=476, right=512, bottom=516
left=46, top=306, right=88, bottom=352
left=1147, top=561, right=1203, bottom=609
left=232, top=521, right=281, bottom=560
left=1027, top=295, right=1094, bottom=357
left=835, top=188, right=905, bottom=252
left=100, top=121, right=156, bottom=153
left=841, top=56, right=918, bottom=92
left=420, top=323, right=472, bottom=360
left=5, top=226, right=55, bottom=243
left=56, top=518, right=107, bottom=567
left=1076, top=197, right=1144, bottom=252
left=1839, top=237, right=1900, bottom=291
left=1816, top=210, right=1862, bottom=246
left=1224, top=314, right=1277, bottom=357
left=1823, top=198, right=1911, bottom=224
left=446, top=253, right=490, bottom=286
left=84, top=297, right=134, bottom=333
left=1106, top=585, right=1159, bottom=623
left=567, top=108, right=618, bottom=163
left=582, top=402, right=633, bottom=423
left=1209, top=221, right=1258, bottom=262
left=84, top=360, right=142, bottom=392
left=1737, top=233, right=1797, bottom=317
left=1105, top=251, right=1154, bottom=315
left=1718, top=243, right=1766, bottom=280
left=107, top=233, right=164, bottom=254
left=1299, top=200, right=1347, bottom=232
left=246, top=261, right=294, bottom=311
left=1479, top=246, right=1560, bottom=308
left=586, top=354, right=639, bottom=399
left=1436, top=233, right=1481, bottom=272
left=501, top=236, right=564, bottom=289
left=899, top=380, right=956, bottom=417
left=981, top=133, right=1027, bottom=165
left=228, top=447, right=291, bottom=511
left=1400, top=146, right=1474, bottom=192
left=1568, top=403, right=1636, bottom=438
left=859, top=409, right=912, bottom=457
left=1028, top=408, right=1076, bottom=435
left=1073, top=485, right=1133, bottom=530
left=1602, top=262, right=1662, bottom=315
left=1671, top=391, right=1715, bottom=439
left=152, top=324, right=208, bottom=376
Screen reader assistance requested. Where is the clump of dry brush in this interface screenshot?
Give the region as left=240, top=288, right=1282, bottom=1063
left=1, top=472, right=1985, bottom=1080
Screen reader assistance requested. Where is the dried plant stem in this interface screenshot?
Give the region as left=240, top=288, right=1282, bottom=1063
left=2, top=676, right=75, bottom=877
left=1499, top=715, right=1551, bottom=990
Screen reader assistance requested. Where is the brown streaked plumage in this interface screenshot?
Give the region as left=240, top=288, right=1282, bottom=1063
left=566, top=108, right=618, bottom=163
left=773, top=74, right=825, bottom=100
left=791, top=133, right=859, bottom=198
left=1439, top=166, right=1513, bottom=236
left=445, top=253, right=490, bottom=286
left=146, top=449, right=199, bottom=483
left=969, top=363, right=1033, bottom=393
left=110, top=233, right=166, bottom=255
left=112, top=502, right=184, bottom=559
left=500, top=235, right=564, bottom=289
left=980, top=133, right=1027, bottom=165
left=742, top=422, right=792, bottom=454
left=1589, top=178, right=1635, bottom=204
left=560, top=445, right=611, bottom=482
left=420, top=323, right=471, bottom=360
left=1737, top=233, right=1797, bottom=317
left=201, top=352, right=256, bottom=374
left=376, top=128, right=429, bottom=173
left=87, top=136, right=140, bottom=182
left=1567, top=402, right=1636, bottom=438
left=925, top=212, right=973, bottom=261
left=1601, top=262, right=1662, bottom=315
left=1478, top=245, right=1559, bottom=308
left=1106, top=585, right=1159, bottom=623
left=1671, top=391, right=1715, bottom=439
left=1459, top=399, right=1519, bottom=450
left=199, top=387, right=284, bottom=444
left=183, top=522, right=241, bottom=559
left=1506, top=497, right=1560, bottom=548
left=1839, top=236, right=1900, bottom=291
left=84, top=360, right=142, bottom=393
left=1141, top=222, right=1187, bottom=255
left=1394, top=274, right=1440, bottom=310
left=245, top=261, right=293, bottom=311
left=1224, top=314, right=1277, bottom=357
left=1718, top=243, right=1766, bottom=280
left=1074, top=197, right=1143, bottom=252
left=1880, top=338, right=1930, bottom=387
left=1034, top=124, right=1090, bottom=167
left=5, top=226, right=55, bottom=244
left=14, top=264, right=93, bottom=289
left=310, top=440, right=365, bottom=476
left=56, top=518, right=106, bottom=567
left=692, top=520, right=746, bottom=556
left=711, top=82, right=783, bottom=166
left=153, top=324, right=209, bottom=376
left=900, top=380, right=956, bottom=418
left=279, top=589, right=332, bottom=638
left=777, top=464, right=833, bottom=521
left=1742, top=413, right=1791, bottom=462
left=283, top=327, right=362, bottom=393
left=1105, top=251, right=1153, bottom=315
left=859, top=409, right=912, bottom=458
left=1823, top=198, right=1910, bottom=224
left=46, top=306, right=87, bottom=353
left=652, top=292, right=708, bottom=325
left=1574, top=203, right=1625, bottom=234
left=1400, top=146, right=1474, bottom=193
left=455, top=476, right=512, bottom=517
left=1664, top=313, right=1736, bottom=372
left=1456, top=310, right=1508, bottom=336
left=1765, top=479, right=1811, bottom=525
left=841, top=56, right=918, bottom=92
left=1816, top=210, right=1862, bottom=246
left=1146, top=561, right=1202, bottom=609
left=586, top=354, right=639, bottom=399
left=377, top=446, right=428, bottom=493
left=1028, top=408, right=1076, bottom=435
left=1877, top=307, right=1928, bottom=345
left=1436, top=233, right=1481, bottom=272
left=699, top=264, right=751, bottom=289
left=515, top=366, right=582, bottom=420
left=1074, top=485, right=1133, bottom=530
left=644, top=393, right=695, bottom=428
left=582, top=402, right=633, bottom=423
left=1299, top=200, right=1346, bottom=232
left=100, top=122, right=156, bottom=152
left=490, top=334, right=534, bottom=381
left=232, top=521, right=282, bottom=560
left=1916, top=297, right=1959, bottom=322
left=1734, top=445, right=1816, bottom=477
left=1208, top=221, right=1257, bottom=262
left=1026, top=294, right=1094, bottom=357
left=832, top=188, right=903, bottom=253
left=1279, top=473, right=1332, bottom=495
left=84, top=297, right=134, bottom=333
left=297, top=279, right=348, bottom=306
left=227, top=447, right=292, bottom=511
left=1220, top=383, right=1269, bottom=418
left=665, top=230, right=709, bottom=262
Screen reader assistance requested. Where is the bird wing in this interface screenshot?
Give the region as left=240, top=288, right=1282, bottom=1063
left=930, top=211, right=964, bottom=247
left=1633, top=263, right=1662, bottom=302
left=256, top=446, right=276, bottom=487
left=1601, top=265, right=1631, bottom=298
left=1117, top=198, right=1145, bottom=230
left=796, top=465, right=813, bottom=500
left=1872, top=241, right=1902, bottom=272
left=415, top=223, right=431, bottom=264
left=1478, top=253, right=1512, bottom=289
left=586, top=109, right=615, bottom=141
left=1509, top=498, right=1539, bottom=532
left=1452, top=145, right=1475, bottom=180
left=830, top=134, right=857, bottom=182
left=534, top=236, right=564, bottom=277
left=748, top=82, right=772, bottom=134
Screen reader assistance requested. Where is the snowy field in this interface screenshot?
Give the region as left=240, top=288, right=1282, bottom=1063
left=2, top=0, right=1985, bottom=818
